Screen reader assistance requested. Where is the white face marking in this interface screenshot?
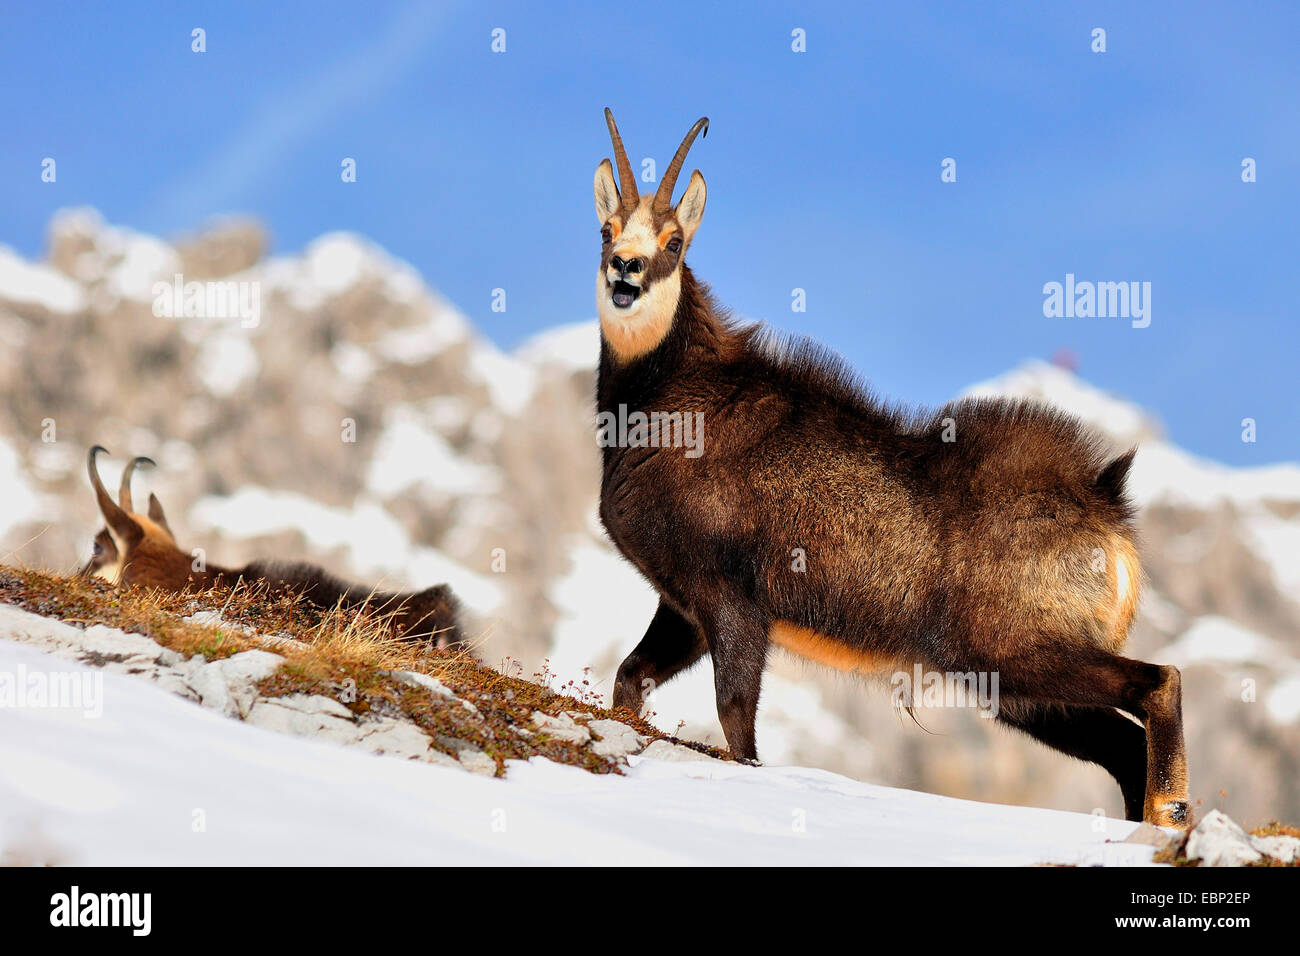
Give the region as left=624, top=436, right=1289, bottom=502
left=597, top=200, right=682, bottom=363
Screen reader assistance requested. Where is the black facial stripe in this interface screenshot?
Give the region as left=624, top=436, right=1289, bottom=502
left=599, top=217, right=682, bottom=297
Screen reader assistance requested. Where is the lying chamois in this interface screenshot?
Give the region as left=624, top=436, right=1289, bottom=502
left=81, top=446, right=464, bottom=649
left=595, top=110, right=1188, bottom=827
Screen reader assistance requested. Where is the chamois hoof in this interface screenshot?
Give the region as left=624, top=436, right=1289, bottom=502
left=732, top=755, right=763, bottom=767
left=1145, top=798, right=1191, bottom=830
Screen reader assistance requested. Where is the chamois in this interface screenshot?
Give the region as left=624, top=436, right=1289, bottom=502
left=594, top=109, right=1188, bottom=827
left=81, top=446, right=464, bottom=650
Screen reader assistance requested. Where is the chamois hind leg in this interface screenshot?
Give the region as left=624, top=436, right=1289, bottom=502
left=997, top=699, right=1147, bottom=822
left=1001, top=650, right=1189, bottom=828
left=613, top=600, right=707, bottom=714
left=696, top=599, right=768, bottom=762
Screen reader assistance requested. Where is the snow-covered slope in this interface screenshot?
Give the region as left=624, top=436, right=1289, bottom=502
left=0, top=637, right=1150, bottom=867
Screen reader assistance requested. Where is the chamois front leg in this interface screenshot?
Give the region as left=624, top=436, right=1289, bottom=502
left=613, top=599, right=707, bottom=714
left=696, top=599, right=769, bottom=762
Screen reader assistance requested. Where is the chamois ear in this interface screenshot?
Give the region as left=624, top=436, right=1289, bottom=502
left=148, top=493, right=174, bottom=538
left=594, top=158, right=622, bottom=224
left=675, top=170, right=707, bottom=243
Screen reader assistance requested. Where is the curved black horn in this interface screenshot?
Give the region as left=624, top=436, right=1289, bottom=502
left=118, top=456, right=156, bottom=513
left=653, top=116, right=709, bottom=214
left=88, top=446, right=142, bottom=545
left=604, top=108, right=641, bottom=213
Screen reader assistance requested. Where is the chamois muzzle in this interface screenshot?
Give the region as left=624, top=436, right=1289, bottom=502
left=608, top=255, right=645, bottom=309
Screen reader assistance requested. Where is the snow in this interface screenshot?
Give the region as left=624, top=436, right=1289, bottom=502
left=0, top=246, right=86, bottom=314
left=1156, top=616, right=1300, bottom=726
left=366, top=406, right=501, bottom=496
left=466, top=341, right=538, bottom=415
left=1158, top=616, right=1285, bottom=667
left=371, top=304, right=471, bottom=363
left=0, top=439, right=46, bottom=542
left=0, top=636, right=1151, bottom=865
left=304, top=234, right=369, bottom=297
left=1241, top=509, right=1300, bottom=595
left=261, top=232, right=430, bottom=315
left=194, top=333, right=260, bottom=396
left=47, top=209, right=181, bottom=302
left=516, top=319, right=599, bottom=371
left=1267, top=677, right=1300, bottom=724
left=1127, top=441, right=1300, bottom=510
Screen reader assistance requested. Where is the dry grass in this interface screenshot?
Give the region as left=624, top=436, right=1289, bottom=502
left=0, top=564, right=728, bottom=775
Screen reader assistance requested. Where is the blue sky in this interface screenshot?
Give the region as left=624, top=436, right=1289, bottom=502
left=2, top=1, right=1297, bottom=465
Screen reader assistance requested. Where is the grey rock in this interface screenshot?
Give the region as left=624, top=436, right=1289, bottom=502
left=389, top=669, right=456, bottom=699
left=458, top=751, right=497, bottom=775
left=187, top=650, right=284, bottom=718
left=1185, top=810, right=1263, bottom=867
left=245, top=694, right=357, bottom=742
left=356, top=718, right=434, bottom=760
left=637, top=739, right=720, bottom=763
left=1250, top=834, right=1300, bottom=864
left=1122, top=822, right=1176, bottom=849
left=79, top=623, right=171, bottom=664
left=530, top=711, right=591, bottom=744
left=588, top=719, right=647, bottom=758
left=434, top=734, right=497, bottom=776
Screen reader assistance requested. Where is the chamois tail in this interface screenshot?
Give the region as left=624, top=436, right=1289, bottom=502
left=1095, top=448, right=1136, bottom=504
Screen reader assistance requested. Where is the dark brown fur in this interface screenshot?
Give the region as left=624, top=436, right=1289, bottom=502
left=81, top=447, right=465, bottom=650
left=597, top=115, right=1188, bottom=827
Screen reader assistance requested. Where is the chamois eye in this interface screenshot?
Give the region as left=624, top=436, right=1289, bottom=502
left=666, top=237, right=682, bottom=254
left=601, top=227, right=612, bottom=244
left=93, top=541, right=103, bottom=556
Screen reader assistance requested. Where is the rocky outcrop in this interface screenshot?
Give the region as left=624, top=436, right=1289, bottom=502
left=0, top=602, right=723, bottom=779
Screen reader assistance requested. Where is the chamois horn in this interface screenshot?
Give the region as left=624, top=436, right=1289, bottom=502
left=118, top=456, right=156, bottom=513
left=87, top=446, right=142, bottom=545
left=653, top=116, right=708, bottom=214
left=603, top=108, right=641, bottom=213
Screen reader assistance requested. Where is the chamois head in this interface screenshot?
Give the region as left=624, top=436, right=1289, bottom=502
left=82, top=446, right=192, bottom=589
left=594, top=109, right=708, bottom=363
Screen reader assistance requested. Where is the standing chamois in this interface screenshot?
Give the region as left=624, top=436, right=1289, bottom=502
left=81, top=446, right=464, bottom=649
left=594, top=110, right=1188, bottom=828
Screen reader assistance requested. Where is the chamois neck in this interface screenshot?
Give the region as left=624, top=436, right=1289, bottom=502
left=597, top=265, right=735, bottom=409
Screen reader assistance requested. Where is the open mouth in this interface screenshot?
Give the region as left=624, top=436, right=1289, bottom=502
left=610, top=280, right=641, bottom=309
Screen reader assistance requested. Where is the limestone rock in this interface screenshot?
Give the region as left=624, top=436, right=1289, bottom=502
left=1250, top=833, right=1300, bottom=864
left=187, top=650, right=284, bottom=718
left=1185, top=810, right=1263, bottom=867
left=588, top=719, right=647, bottom=758
left=637, top=739, right=719, bottom=763
left=530, top=711, right=591, bottom=744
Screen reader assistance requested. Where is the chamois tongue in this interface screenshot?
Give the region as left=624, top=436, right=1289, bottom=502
left=611, top=280, right=640, bottom=309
